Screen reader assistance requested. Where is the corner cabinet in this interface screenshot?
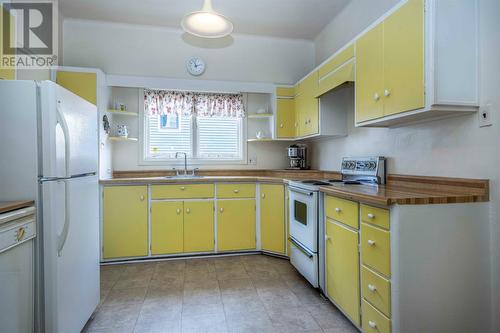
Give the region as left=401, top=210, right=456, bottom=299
left=103, top=186, right=148, bottom=259
left=355, top=0, right=479, bottom=127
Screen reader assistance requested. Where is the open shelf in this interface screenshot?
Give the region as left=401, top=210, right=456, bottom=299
left=247, top=138, right=274, bottom=142
left=108, top=109, right=139, bottom=116
left=247, top=113, right=273, bottom=118
left=109, top=136, right=138, bottom=142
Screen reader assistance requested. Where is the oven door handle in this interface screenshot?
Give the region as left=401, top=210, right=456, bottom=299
left=289, top=237, right=314, bottom=258
left=289, top=187, right=314, bottom=196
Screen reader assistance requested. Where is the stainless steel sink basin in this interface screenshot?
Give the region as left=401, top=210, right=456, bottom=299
left=164, top=175, right=205, bottom=179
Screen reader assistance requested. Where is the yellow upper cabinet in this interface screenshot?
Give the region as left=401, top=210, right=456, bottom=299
left=151, top=201, right=184, bottom=255
left=276, top=98, right=296, bottom=138
left=317, top=44, right=355, bottom=97
left=355, top=23, right=385, bottom=123
left=183, top=200, right=214, bottom=253
left=260, top=184, right=285, bottom=254
left=217, top=199, right=256, bottom=251
left=276, top=86, right=295, bottom=98
left=56, top=71, right=97, bottom=105
left=383, top=0, right=424, bottom=116
left=103, top=186, right=148, bottom=259
left=355, top=0, right=424, bottom=124
left=296, top=71, right=319, bottom=137
left=0, top=6, right=15, bottom=80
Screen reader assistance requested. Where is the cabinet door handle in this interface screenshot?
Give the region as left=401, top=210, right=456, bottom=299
left=368, top=321, right=377, bottom=328
left=367, top=213, right=375, bottom=219
left=325, top=235, right=330, bottom=242
left=335, top=207, right=341, bottom=213
left=384, top=89, right=391, bottom=97
left=368, top=284, right=377, bottom=292
left=367, top=239, right=376, bottom=246
left=186, top=208, right=191, bottom=214
left=220, top=207, right=224, bottom=213
left=373, top=93, right=380, bottom=101
left=262, top=193, right=266, bottom=199
left=180, top=186, right=186, bottom=191
left=176, top=208, right=181, bottom=214
left=280, top=123, right=284, bottom=128
left=233, top=189, right=239, bottom=193
left=17, top=227, right=26, bottom=241
left=139, top=195, right=145, bottom=201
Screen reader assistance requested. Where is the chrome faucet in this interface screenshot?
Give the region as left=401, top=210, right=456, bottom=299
left=175, top=152, right=188, bottom=175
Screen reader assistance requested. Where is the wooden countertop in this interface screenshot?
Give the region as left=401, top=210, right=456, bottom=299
left=100, top=170, right=489, bottom=206
left=320, top=174, right=489, bottom=206
left=0, top=200, right=35, bottom=214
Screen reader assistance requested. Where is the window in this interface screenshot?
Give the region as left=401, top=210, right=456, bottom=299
left=143, top=89, right=245, bottom=163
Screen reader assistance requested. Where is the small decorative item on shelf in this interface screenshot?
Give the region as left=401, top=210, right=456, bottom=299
left=102, top=115, right=110, bottom=134
left=116, top=125, right=129, bottom=138
left=256, top=106, right=268, bottom=114
left=256, top=131, right=265, bottom=139
left=114, top=101, right=127, bottom=111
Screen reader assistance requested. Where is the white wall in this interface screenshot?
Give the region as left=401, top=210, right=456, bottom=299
left=311, top=0, right=500, bottom=331
left=314, top=0, right=399, bottom=64
left=62, top=19, right=314, bottom=85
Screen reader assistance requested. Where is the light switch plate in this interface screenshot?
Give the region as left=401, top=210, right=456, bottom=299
left=479, top=104, right=493, bottom=127
left=249, top=156, right=257, bottom=165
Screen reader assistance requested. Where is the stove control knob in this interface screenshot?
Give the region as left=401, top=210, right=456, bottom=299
left=369, top=161, right=377, bottom=169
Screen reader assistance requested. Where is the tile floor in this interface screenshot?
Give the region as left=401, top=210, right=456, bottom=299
left=84, top=254, right=359, bottom=333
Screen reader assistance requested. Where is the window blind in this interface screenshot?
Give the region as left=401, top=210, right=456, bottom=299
left=197, top=117, right=242, bottom=159
left=147, top=115, right=193, bottom=158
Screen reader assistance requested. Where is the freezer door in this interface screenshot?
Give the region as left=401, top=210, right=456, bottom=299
left=41, top=175, right=99, bottom=333
left=40, top=81, right=98, bottom=178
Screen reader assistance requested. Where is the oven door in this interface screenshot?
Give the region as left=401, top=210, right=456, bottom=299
left=288, top=186, right=318, bottom=252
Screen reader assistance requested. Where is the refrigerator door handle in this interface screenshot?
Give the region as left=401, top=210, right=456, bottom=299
left=57, top=182, right=70, bottom=257
left=56, top=102, right=71, bottom=178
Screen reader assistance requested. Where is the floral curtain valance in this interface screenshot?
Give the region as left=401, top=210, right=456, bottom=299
left=144, top=89, right=245, bottom=119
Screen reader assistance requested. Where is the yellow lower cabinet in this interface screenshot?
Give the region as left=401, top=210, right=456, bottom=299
left=184, top=200, right=214, bottom=253
left=362, top=300, right=391, bottom=333
left=151, top=201, right=184, bottom=255
left=260, top=184, right=285, bottom=254
left=103, top=186, right=148, bottom=259
left=217, top=199, right=256, bottom=251
left=326, top=220, right=360, bottom=326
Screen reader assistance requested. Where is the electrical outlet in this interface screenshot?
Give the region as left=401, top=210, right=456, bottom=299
left=249, top=156, right=257, bottom=165
left=479, top=103, right=493, bottom=127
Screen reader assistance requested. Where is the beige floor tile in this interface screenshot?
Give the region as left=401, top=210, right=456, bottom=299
left=113, top=276, right=152, bottom=290
left=323, top=326, right=360, bottom=333
left=225, top=309, right=275, bottom=333
left=133, top=319, right=182, bottom=333
left=184, top=279, right=220, bottom=294
left=286, top=279, right=325, bottom=305
left=137, top=300, right=183, bottom=322
left=221, top=290, right=266, bottom=316
left=181, top=312, right=228, bottom=333
left=155, top=260, right=186, bottom=272
left=216, top=265, right=249, bottom=280
left=305, top=302, right=356, bottom=330
left=103, top=287, right=147, bottom=306
left=218, top=278, right=255, bottom=295
left=86, top=327, right=134, bottom=333
left=145, top=287, right=184, bottom=304
left=182, top=300, right=225, bottom=317
left=267, top=306, right=321, bottom=332
left=258, top=288, right=303, bottom=311
left=86, top=303, right=141, bottom=331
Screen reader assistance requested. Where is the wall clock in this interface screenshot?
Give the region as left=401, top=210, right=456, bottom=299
left=186, top=57, right=206, bottom=76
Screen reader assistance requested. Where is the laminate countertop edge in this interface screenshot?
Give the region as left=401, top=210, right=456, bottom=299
left=99, top=172, right=489, bottom=206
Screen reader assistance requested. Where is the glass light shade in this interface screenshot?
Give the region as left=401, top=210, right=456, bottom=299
left=181, top=0, right=233, bottom=38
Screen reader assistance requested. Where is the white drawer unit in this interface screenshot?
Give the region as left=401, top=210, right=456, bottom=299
left=0, top=206, right=36, bottom=333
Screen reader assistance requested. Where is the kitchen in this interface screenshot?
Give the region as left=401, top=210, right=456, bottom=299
left=0, top=0, right=499, bottom=332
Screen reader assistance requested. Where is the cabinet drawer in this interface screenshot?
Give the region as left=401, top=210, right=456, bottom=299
left=361, top=223, right=391, bottom=277
left=217, top=184, right=255, bottom=199
left=325, top=196, right=359, bottom=229
left=151, top=184, right=214, bottom=199
left=361, top=204, right=390, bottom=229
left=362, top=300, right=391, bottom=333
left=362, top=266, right=391, bottom=317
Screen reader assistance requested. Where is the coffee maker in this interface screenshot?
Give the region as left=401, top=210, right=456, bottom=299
left=287, top=144, right=308, bottom=170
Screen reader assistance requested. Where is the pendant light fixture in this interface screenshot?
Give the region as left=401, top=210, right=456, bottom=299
left=181, top=0, right=233, bottom=38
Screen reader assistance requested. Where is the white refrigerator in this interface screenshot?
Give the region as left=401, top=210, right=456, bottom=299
left=0, top=80, right=100, bottom=333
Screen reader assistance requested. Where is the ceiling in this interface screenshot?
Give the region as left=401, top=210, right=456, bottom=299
left=59, top=0, right=351, bottom=40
